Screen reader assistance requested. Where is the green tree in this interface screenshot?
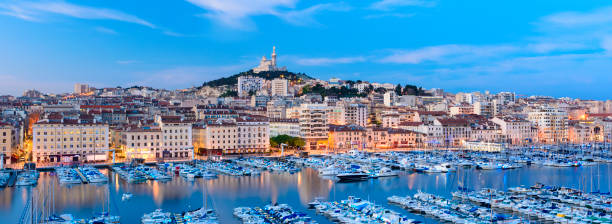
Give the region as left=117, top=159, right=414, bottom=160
left=270, top=135, right=305, bottom=148
left=291, top=138, right=306, bottom=148
left=220, top=90, right=238, bottom=97
left=395, top=84, right=403, bottom=96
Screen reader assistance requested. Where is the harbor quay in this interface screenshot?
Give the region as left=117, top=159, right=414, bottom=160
left=2, top=147, right=612, bottom=223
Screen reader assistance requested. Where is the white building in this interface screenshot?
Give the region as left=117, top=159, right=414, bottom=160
left=32, top=120, right=109, bottom=163
left=119, top=127, right=163, bottom=160
left=74, top=83, right=90, bottom=94
left=497, top=92, right=516, bottom=104
left=528, top=106, right=568, bottom=143
left=253, top=46, right=287, bottom=73
left=491, top=117, right=538, bottom=145
left=345, top=104, right=367, bottom=127
left=397, top=95, right=417, bottom=107
left=158, top=116, right=193, bottom=159
left=193, top=116, right=270, bottom=154
left=269, top=118, right=301, bottom=137
left=382, top=113, right=400, bottom=128
left=300, top=104, right=329, bottom=150
left=271, top=78, right=289, bottom=96
left=383, top=91, right=397, bottom=107
left=356, top=83, right=370, bottom=93
left=474, top=101, right=494, bottom=118
left=0, top=123, right=13, bottom=165
left=237, top=76, right=264, bottom=97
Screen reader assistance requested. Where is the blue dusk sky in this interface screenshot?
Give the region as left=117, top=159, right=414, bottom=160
left=1, top=0, right=612, bottom=99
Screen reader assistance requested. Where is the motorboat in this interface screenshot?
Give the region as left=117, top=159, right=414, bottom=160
left=122, top=193, right=133, bottom=201
left=377, top=167, right=398, bottom=177
left=336, top=170, right=369, bottom=182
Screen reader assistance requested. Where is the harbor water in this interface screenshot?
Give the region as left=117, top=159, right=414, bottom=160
left=2, top=163, right=612, bottom=223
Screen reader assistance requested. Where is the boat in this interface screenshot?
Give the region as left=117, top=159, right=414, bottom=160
left=181, top=207, right=218, bottom=223
left=377, top=167, right=398, bottom=177
left=141, top=209, right=173, bottom=224
left=89, top=212, right=120, bottom=223
left=15, top=170, right=39, bottom=186
left=202, top=170, right=217, bottom=178
left=122, top=193, right=133, bottom=201
left=79, top=166, right=108, bottom=183
left=318, top=166, right=339, bottom=176
left=336, top=170, right=369, bottom=182
left=424, top=164, right=448, bottom=173
left=308, top=197, right=326, bottom=209
left=476, top=162, right=499, bottom=170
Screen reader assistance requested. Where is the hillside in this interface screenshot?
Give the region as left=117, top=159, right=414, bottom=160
left=201, top=70, right=313, bottom=87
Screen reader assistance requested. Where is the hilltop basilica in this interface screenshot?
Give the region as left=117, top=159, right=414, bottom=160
left=253, top=46, right=287, bottom=73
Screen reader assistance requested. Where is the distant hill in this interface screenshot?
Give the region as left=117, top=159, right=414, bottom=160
left=201, top=70, right=313, bottom=87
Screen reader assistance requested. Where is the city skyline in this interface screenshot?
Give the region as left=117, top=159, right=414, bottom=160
left=1, top=0, right=612, bottom=99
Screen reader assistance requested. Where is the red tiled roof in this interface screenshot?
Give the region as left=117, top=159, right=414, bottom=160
left=437, top=118, right=469, bottom=126
left=80, top=105, right=120, bottom=109
left=399, top=121, right=423, bottom=126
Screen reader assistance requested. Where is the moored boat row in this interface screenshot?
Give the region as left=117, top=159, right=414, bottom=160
left=234, top=203, right=315, bottom=224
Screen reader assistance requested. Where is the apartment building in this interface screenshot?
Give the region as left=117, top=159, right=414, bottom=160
left=434, top=118, right=471, bottom=147
left=271, top=78, right=289, bottom=96
left=491, top=116, right=538, bottom=145
left=474, top=101, right=494, bottom=118
left=269, top=118, right=301, bottom=137
left=528, top=106, right=568, bottom=143
left=345, top=104, right=367, bottom=127
left=449, top=104, right=474, bottom=116
left=568, top=121, right=594, bottom=144
left=328, top=124, right=367, bottom=150
left=237, top=76, right=264, bottom=96
left=32, top=119, right=109, bottom=162
left=119, top=127, right=163, bottom=160
left=300, top=104, right=329, bottom=150
left=193, top=116, right=270, bottom=154
left=0, top=123, right=13, bottom=164
left=158, top=116, right=193, bottom=159
left=382, top=113, right=400, bottom=128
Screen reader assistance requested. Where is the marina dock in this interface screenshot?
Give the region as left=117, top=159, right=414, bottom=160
left=73, top=168, right=89, bottom=184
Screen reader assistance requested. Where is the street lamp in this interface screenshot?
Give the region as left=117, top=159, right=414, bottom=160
left=280, top=143, right=288, bottom=157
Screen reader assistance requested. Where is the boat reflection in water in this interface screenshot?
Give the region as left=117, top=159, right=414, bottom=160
left=1, top=163, right=612, bottom=223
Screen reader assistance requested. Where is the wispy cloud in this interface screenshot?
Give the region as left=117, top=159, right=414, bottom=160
left=0, top=1, right=154, bottom=28
left=187, top=0, right=347, bottom=29
left=379, top=44, right=519, bottom=64
left=116, top=60, right=139, bottom=65
left=542, top=6, right=612, bottom=27
left=162, top=30, right=185, bottom=37
left=526, top=42, right=590, bottom=53
left=187, top=0, right=297, bottom=29
left=278, top=3, right=350, bottom=26
left=0, top=4, right=39, bottom=21
left=294, top=56, right=366, bottom=66
left=602, top=36, right=612, bottom=54
left=364, top=12, right=414, bottom=19
left=370, top=0, right=435, bottom=11
left=95, top=26, right=118, bottom=35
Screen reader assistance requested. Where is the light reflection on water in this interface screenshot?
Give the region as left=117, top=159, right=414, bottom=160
left=2, top=164, right=612, bottom=223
